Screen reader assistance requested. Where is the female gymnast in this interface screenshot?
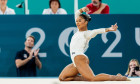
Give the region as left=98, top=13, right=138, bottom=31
left=59, top=7, right=128, bottom=81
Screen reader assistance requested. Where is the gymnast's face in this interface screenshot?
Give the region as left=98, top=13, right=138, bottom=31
left=0, top=0, right=7, bottom=6
left=25, top=37, right=34, bottom=49
left=76, top=16, right=88, bottom=30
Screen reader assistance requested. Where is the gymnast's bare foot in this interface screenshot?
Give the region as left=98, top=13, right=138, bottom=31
left=117, top=73, right=130, bottom=81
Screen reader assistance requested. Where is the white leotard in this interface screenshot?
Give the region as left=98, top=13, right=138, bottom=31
left=70, top=10, right=106, bottom=67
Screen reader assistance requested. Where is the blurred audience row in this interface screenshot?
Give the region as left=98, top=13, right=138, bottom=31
left=0, top=0, right=109, bottom=15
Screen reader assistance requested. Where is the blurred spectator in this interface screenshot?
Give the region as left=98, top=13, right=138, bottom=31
left=125, top=59, right=140, bottom=77
left=43, top=0, right=67, bottom=14
left=85, top=0, right=109, bottom=14
left=0, top=0, right=15, bottom=14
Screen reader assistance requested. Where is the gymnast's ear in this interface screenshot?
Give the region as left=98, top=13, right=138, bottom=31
left=84, top=21, right=88, bottom=25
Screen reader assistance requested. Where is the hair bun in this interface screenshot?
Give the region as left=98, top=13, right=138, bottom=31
left=79, top=14, right=92, bottom=22
left=86, top=14, right=91, bottom=22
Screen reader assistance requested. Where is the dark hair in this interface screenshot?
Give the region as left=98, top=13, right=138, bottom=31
left=49, top=0, right=61, bottom=8
left=26, top=35, right=35, bottom=42
left=79, top=14, right=91, bottom=22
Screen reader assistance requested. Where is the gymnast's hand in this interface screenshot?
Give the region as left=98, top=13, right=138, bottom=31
left=81, top=7, right=89, bottom=13
left=105, top=23, right=118, bottom=32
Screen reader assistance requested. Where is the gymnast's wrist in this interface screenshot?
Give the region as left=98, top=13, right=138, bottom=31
left=105, top=28, right=110, bottom=32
